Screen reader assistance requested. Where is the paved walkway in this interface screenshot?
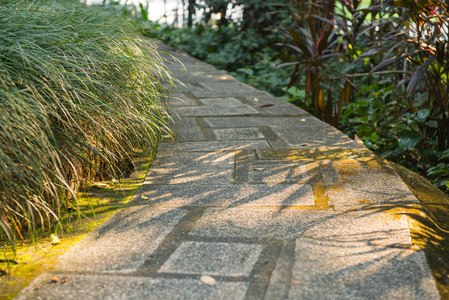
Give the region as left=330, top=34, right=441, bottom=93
left=17, top=43, right=440, bottom=299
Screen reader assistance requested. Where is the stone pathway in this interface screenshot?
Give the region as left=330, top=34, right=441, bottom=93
left=17, top=43, right=440, bottom=299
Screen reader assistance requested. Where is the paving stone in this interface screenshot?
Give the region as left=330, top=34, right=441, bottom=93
left=254, top=101, right=308, bottom=116
left=192, top=89, right=272, bottom=99
left=174, top=105, right=260, bottom=117
left=169, top=94, right=198, bottom=107
left=198, top=97, right=242, bottom=105
left=319, top=159, right=342, bottom=185
left=324, top=158, right=419, bottom=211
left=263, top=241, right=295, bottom=300
left=137, top=184, right=315, bottom=207
left=248, top=163, right=309, bottom=184
left=191, top=208, right=439, bottom=298
left=270, top=123, right=360, bottom=148
left=289, top=244, right=439, bottom=300
left=16, top=274, right=248, bottom=300
left=202, top=117, right=310, bottom=128
left=159, top=241, right=263, bottom=277
left=213, top=128, right=265, bottom=140
left=144, top=151, right=235, bottom=185
left=170, top=118, right=206, bottom=141
left=198, top=81, right=250, bottom=90
left=189, top=209, right=411, bottom=240
left=58, top=206, right=188, bottom=273
left=190, top=69, right=229, bottom=75
left=256, top=147, right=371, bottom=161
left=177, top=83, right=210, bottom=92
left=159, top=140, right=271, bottom=151
left=288, top=212, right=439, bottom=300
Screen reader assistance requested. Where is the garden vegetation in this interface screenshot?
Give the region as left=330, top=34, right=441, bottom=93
left=0, top=0, right=172, bottom=248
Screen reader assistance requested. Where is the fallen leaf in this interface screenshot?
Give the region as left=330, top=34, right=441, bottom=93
left=252, top=167, right=264, bottom=171
left=51, top=275, right=60, bottom=283
left=96, top=182, right=108, bottom=187
left=299, top=118, right=306, bottom=122
left=62, top=276, right=68, bottom=283
left=141, top=195, right=149, bottom=200
left=259, top=103, right=273, bottom=108
left=292, top=280, right=302, bottom=284
left=200, top=275, right=216, bottom=286
left=50, top=234, right=60, bottom=245
left=410, top=244, right=421, bottom=251
left=253, top=98, right=261, bottom=102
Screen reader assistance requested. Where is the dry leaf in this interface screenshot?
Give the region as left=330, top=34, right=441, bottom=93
left=410, top=244, right=421, bottom=251
left=252, top=167, right=264, bottom=171
left=299, top=118, right=306, bottom=122
left=62, top=276, right=68, bottom=283
left=292, top=280, right=301, bottom=284
left=50, top=234, right=60, bottom=245
left=259, top=103, right=273, bottom=108
left=141, top=195, right=149, bottom=200
left=253, top=98, right=261, bottom=102
left=51, top=275, right=60, bottom=283
left=200, top=275, right=216, bottom=286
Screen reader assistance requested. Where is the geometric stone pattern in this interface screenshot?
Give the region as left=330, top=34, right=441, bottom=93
left=58, top=206, right=188, bottom=273
left=213, top=127, right=265, bottom=140
left=143, top=151, right=235, bottom=185
left=16, top=274, right=249, bottom=300
left=17, top=41, right=441, bottom=299
left=138, top=184, right=315, bottom=207
left=158, top=241, right=263, bottom=276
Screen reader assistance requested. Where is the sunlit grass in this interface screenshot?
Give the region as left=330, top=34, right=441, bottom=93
left=0, top=0, right=172, bottom=248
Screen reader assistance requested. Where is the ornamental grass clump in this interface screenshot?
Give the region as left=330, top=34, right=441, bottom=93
left=0, top=0, right=172, bottom=246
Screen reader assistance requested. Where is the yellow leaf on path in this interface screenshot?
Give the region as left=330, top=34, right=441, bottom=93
left=200, top=275, right=216, bottom=286
left=252, top=168, right=264, bottom=171
left=253, top=98, right=261, bottom=102
left=141, top=195, right=149, bottom=200
left=299, top=118, right=306, bottom=122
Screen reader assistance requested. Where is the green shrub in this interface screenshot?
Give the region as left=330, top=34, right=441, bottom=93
left=0, top=0, right=172, bottom=246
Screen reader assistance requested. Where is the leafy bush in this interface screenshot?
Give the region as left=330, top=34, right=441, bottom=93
left=0, top=0, right=172, bottom=245
left=346, top=0, right=449, bottom=191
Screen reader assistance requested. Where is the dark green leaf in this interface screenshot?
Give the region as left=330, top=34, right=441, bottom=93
left=407, top=56, right=436, bottom=97
left=398, top=131, right=423, bottom=150
left=416, top=109, right=429, bottom=120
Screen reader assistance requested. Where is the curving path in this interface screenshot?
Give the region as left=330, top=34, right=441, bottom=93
left=17, top=42, right=440, bottom=299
